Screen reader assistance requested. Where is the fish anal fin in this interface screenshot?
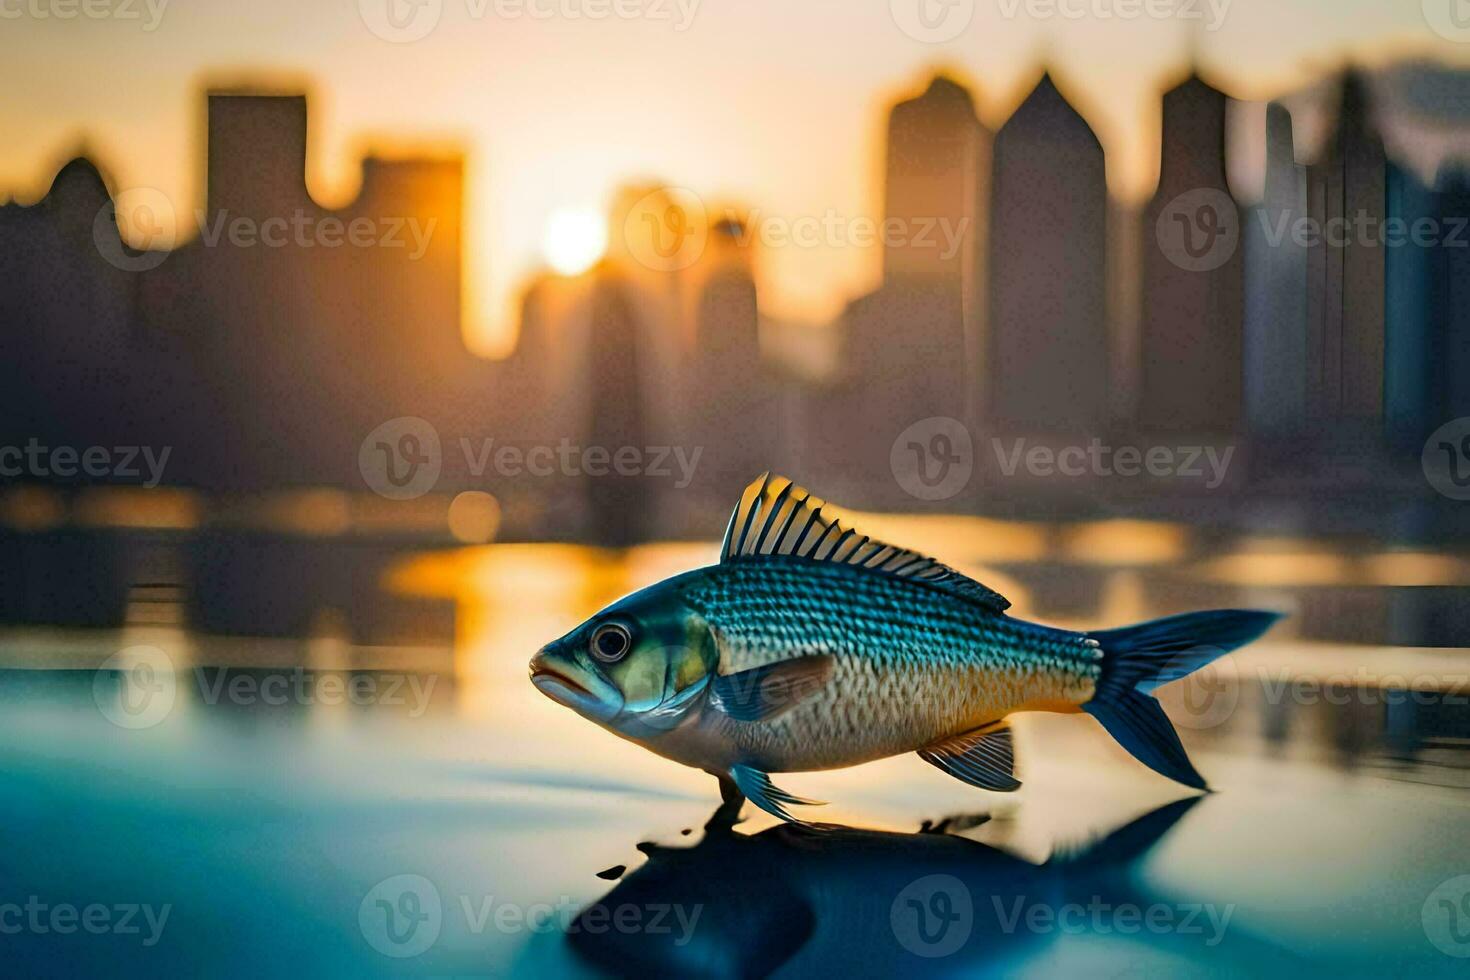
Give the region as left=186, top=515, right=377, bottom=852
left=729, top=764, right=826, bottom=823
left=710, top=655, right=834, bottom=722
left=918, top=721, right=1022, bottom=792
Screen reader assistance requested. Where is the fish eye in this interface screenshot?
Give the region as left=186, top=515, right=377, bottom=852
left=589, top=622, right=633, bottom=663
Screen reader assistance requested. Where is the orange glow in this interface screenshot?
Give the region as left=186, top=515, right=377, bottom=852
left=1360, top=551, right=1470, bottom=587
left=1195, top=549, right=1352, bottom=587
left=1059, top=520, right=1189, bottom=566
left=446, top=491, right=501, bottom=544
left=840, top=512, right=1050, bottom=564
left=214, top=489, right=352, bottom=536
left=0, top=486, right=65, bottom=531
left=72, top=488, right=200, bottom=530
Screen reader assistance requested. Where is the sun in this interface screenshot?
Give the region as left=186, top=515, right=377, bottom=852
left=542, top=208, right=607, bottom=276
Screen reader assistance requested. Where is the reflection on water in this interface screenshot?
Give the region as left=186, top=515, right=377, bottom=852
left=568, top=797, right=1306, bottom=977
left=2, top=520, right=1469, bottom=976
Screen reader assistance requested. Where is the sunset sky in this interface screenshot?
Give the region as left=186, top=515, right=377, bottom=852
left=3, top=0, right=1468, bottom=356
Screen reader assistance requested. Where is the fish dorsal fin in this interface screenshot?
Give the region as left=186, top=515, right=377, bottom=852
left=719, top=473, right=1010, bottom=613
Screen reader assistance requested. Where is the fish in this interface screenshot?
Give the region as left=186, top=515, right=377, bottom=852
left=529, top=473, right=1282, bottom=823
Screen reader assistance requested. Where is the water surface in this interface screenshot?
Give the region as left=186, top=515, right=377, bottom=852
left=4, top=530, right=1469, bottom=977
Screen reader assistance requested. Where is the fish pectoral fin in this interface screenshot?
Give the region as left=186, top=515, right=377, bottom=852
left=709, top=655, right=835, bottom=722
left=729, top=764, right=826, bottom=823
left=918, top=721, right=1022, bottom=792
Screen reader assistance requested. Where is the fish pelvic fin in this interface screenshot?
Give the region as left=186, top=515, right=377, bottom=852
left=1084, top=609, right=1283, bottom=789
left=729, top=764, right=826, bottom=824
left=918, top=721, right=1021, bottom=792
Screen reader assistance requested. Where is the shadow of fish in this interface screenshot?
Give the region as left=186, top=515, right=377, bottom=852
left=567, top=796, right=1292, bottom=978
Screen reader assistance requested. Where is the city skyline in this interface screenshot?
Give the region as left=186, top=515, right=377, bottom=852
left=5, top=0, right=1470, bottom=356
left=3, top=58, right=1467, bottom=547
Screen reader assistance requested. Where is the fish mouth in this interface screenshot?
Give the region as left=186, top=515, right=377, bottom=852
left=529, top=663, right=590, bottom=698
left=529, top=651, right=620, bottom=721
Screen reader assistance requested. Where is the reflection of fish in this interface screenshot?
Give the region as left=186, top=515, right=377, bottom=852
left=530, top=474, right=1281, bottom=822
left=569, top=798, right=1271, bottom=978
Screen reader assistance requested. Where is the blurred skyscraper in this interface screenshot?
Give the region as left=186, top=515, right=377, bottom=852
left=1244, top=101, right=1310, bottom=436
left=1303, top=72, right=1387, bottom=429
left=987, top=73, right=1109, bottom=434
left=1138, top=75, right=1245, bottom=434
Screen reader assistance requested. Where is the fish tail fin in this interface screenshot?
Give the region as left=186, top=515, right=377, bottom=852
left=1084, top=609, right=1282, bottom=790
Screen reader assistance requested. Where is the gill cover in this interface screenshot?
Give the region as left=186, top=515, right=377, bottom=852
left=585, top=588, right=720, bottom=738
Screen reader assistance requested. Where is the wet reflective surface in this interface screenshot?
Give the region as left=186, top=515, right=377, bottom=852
left=3, top=525, right=1470, bottom=976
